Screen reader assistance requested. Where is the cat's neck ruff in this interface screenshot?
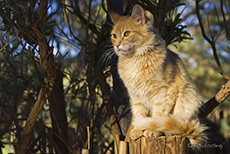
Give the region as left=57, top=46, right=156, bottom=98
left=118, top=42, right=167, bottom=62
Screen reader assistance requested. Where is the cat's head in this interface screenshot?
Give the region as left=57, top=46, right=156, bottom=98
left=109, top=5, right=154, bottom=57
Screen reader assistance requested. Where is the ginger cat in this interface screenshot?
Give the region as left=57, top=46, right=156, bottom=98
left=109, top=5, right=207, bottom=146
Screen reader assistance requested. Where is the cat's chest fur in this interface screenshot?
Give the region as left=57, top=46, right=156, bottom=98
left=117, top=52, right=166, bottom=93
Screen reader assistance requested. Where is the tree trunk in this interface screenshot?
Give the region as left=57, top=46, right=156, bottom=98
left=48, top=65, right=69, bottom=154
left=16, top=65, right=56, bottom=154
left=16, top=1, right=56, bottom=151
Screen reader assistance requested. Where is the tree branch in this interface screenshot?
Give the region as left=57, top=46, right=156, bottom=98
left=195, top=0, right=230, bottom=118
left=199, top=80, right=230, bottom=118
left=16, top=6, right=56, bottom=152
left=16, top=76, right=56, bottom=154
left=195, top=0, right=230, bottom=80
left=0, top=33, right=19, bottom=52
left=64, top=3, right=100, bottom=36
left=220, top=0, right=230, bottom=40
left=95, top=64, right=122, bottom=136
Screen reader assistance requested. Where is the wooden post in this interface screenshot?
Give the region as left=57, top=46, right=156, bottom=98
left=81, top=149, right=89, bottom=154
left=124, top=125, right=189, bottom=154
left=114, top=134, right=120, bottom=154
left=119, top=141, right=128, bottom=154
left=126, top=135, right=189, bottom=154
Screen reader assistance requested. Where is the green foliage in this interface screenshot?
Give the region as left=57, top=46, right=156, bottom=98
left=163, top=5, right=193, bottom=45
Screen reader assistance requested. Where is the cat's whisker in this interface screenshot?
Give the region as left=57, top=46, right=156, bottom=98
left=105, top=50, right=116, bottom=65
left=106, top=48, right=114, bottom=52
left=104, top=44, right=114, bottom=47
left=108, top=51, right=116, bottom=59
left=99, top=47, right=116, bottom=67
left=102, top=44, right=114, bottom=50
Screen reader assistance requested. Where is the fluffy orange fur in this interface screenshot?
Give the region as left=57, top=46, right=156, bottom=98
left=109, top=5, right=207, bottom=147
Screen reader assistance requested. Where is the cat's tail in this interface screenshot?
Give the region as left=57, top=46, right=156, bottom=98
left=132, top=115, right=208, bottom=146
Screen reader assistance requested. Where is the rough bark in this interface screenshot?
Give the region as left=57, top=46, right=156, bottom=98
left=16, top=11, right=56, bottom=154
left=199, top=80, right=230, bottom=118
left=16, top=77, right=56, bottom=154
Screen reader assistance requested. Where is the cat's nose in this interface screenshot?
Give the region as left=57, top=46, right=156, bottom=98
left=116, top=44, right=121, bottom=49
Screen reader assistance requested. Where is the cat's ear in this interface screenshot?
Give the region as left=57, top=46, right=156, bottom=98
left=108, top=10, right=120, bottom=23
left=131, top=5, right=146, bottom=24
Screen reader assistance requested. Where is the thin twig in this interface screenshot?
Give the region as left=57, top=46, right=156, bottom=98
left=56, top=51, right=69, bottom=66
left=71, top=3, right=100, bottom=35
left=87, top=126, right=90, bottom=150
left=0, top=33, right=19, bottom=52
left=220, top=0, right=230, bottom=40
left=46, top=126, right=74, bottom=153
left=195, top=0, right=230, bottom=80
left=206, top=15, right=214, bottom=40
left=195, top=1, right=212, bottom=44
left=6, top=32, right=10, bottom=43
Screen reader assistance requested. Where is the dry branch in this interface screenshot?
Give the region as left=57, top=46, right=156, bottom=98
left=220, top=0, right=230, bottom=40
left=195, top=0, right=230, bottom=118
left=199, top=80, right=230, bottom=118
left=16, top=76, right=55, bottom=154
left=16, top=23, right=56, bottom=154
left=0, top=33, right=19, bottom=52
left=64, top=3, right=100, bottom=35
left=195, top=0, right=230, bottom=80
left=95, top=65, right=122, bottom=136
left=215, top=80, right=230, bottom=102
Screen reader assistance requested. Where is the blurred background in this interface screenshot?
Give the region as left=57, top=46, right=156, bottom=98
left=0, top=0, right=229, bottom=153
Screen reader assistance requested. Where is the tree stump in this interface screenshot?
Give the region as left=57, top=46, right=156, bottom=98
left=126, top=135, right=189, bottom=154
left=123, top=125, right=189, bottom=154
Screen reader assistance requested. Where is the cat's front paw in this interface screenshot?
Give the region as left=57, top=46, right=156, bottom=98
left=130, top=129, right=143, bottom=140
left=143, top=129, right=162, bottom=138
left=164, top=132, right=173, bottom=136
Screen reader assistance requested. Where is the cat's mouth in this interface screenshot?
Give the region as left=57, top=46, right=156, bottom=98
left=115, top=45, right=136, bottom=57
left=117, top=49, right=135, bottom=57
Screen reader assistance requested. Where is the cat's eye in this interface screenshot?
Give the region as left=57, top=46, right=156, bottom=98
left=112, top=33, right=117, bottom=39
left=124, top=31, right=131, bottom=37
